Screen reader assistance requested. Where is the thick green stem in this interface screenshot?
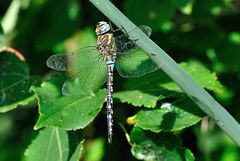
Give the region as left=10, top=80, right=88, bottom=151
left=1, top=0, right=22, bottom=34
left=89, top=0, right=240, bottom=145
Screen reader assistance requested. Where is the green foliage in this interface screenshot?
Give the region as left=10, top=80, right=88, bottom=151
left=134, top=98, right=205, bottom=132
left=24, top=128, right=84, bottom=161
left=115, top=61, right=223, bottom=109
left=130, top=127, right=195, bottom=161
left=32, top=74, right=106, bottom=130
left=0, top=0, right=240, bottom=161
left=114, top=90, right=159, bottom=108
left=124, top=0, right=176, bottom=31
left=0, top=51, right=40, bottom=113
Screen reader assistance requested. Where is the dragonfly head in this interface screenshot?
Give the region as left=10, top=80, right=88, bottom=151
left=95, top=21, right=111, bottom=35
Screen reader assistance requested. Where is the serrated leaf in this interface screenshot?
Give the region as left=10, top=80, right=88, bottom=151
left=114, top=90, right=158, bottom=108
left=33, top=74, right=106, bottom=130
left=24, top=128, right=84, bottom=161
left=175, top=61, right=223, bottom=93
left=134, top=97, right=205, bottom=132
left=125, top=61, right=223, bottom=96
left=0, top=51, right=40, bottom=113
left=130, top=127, right=195, bottom=161
left=124, top=0, right=176, bottom=31
left=118, top=61, right=222, bottom=109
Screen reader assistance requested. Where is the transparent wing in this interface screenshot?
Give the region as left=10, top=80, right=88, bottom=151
left=116, top=49, right=159, bottom=78
left=62, top=59, right=107, bottom=95
left=46, top=46, right=107, bottom=95
left=46, top=46, right=97, bottom=72
left=115, top=25, right=152, bottom=54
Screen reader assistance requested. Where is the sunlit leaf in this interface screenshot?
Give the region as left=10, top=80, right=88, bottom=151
left=114, top=90, right=158, bottom=108
left=130, top=127, right=195, bottom=161
left=134, top=97, right=205, bottom=132
left=33, top=74, right=106, bottom=130
left=24, top=127, right=84, bottom=161
left=0, top=51, right=40, bottom=113
left=84, top=138, right=105, bottom=161
left=119, top=61, right=222, bottom=108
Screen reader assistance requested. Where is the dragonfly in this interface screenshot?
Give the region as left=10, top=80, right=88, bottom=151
left=47, top=21, right=159, bottom=143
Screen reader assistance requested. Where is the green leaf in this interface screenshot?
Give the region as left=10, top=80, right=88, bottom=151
left=134, top=97, right=205, bottom=132
left=114, top=90, right=158, bottom=108
left=125, top=61, right=223, bottom=95
left=192, top=0, right=227, bottom=18
left=68, top=131, right=85, bottom=161
left=0, top=51, right=40, bottom=113
left=35, top=0, right=82, bottom=51
left=124, top=0, right=176, bottom=31
left=130, top=127, right=195, bottom=161
left=33, top=74, right=106, bottom=130
left=84, top=138, right=105, bottom=161
left=176, top=27, right=224, bottom=53
left=118, top=61, right=222, bottom=109
left=176, top=61, right=223, bottom=93
left=216, top=35, right=240, bottom=71
left=24, top=128, right=84, bottom=161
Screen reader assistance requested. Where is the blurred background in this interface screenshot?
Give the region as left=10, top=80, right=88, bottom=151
left=0, top=0, right=240, bottom=161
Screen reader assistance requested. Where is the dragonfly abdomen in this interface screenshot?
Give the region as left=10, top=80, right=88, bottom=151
left=106, top=61, right=114, bottom=143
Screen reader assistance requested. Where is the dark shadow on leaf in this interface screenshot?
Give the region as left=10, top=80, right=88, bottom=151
left=160, top=112, right=177, bottom=131
left=67, top=130, right=84, bottom=161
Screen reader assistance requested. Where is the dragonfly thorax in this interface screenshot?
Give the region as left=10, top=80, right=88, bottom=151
left=97, top=33, right=117, bottom=62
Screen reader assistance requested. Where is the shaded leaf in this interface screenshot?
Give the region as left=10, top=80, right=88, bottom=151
left=24, top=127, right=84, bottom=161
left=192, top=0, right=227, bottom=18
left=130, top=127, right=195, bottom=161
left=68, top=131, right=85, bottom=161
left=35, top=0, right=82, bottom=51
left=176, top=27, right=224, bottom=53
left=216, top=35, right=240, bottom=71
left=33, top=74, right=106, bottom=130
left=0, top=51, right=40, bottom=113
left=124, top=0, right=176, bottom=31
left=134, top=97, right=205, bottom=132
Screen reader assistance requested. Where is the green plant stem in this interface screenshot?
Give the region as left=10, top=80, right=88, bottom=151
left=89, top=0, right=240, bottom=145
left=1, top=0, right=21, bottom=34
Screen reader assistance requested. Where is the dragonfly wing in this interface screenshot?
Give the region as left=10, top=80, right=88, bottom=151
left=115, top=25, right=152, bottom=54
left=62, top=56, right=107, bottom=95
left=116, top=49, right=159, bottom=78
left=46, top=46, right=97, bottom=72
left=47, top=46, right=107, bottom=95
left=47, top=53, right=71, bottom=71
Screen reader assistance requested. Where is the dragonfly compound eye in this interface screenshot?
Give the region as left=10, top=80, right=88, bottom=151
left=95, top=21, right=111, bottom=35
